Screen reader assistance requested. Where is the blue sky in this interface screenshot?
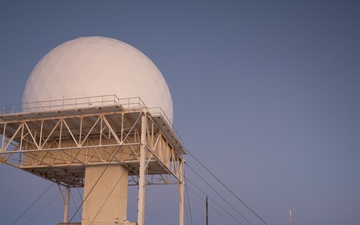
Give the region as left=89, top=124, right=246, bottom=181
left=0, top=1, right=360, bottom=225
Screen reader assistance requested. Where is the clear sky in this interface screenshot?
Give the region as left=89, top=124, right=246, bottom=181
left=1, top=1, right=360, bottom=225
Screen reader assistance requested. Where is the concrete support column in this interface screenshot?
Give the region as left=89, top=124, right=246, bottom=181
left=82, top=164, right=129, bottom=225
left=137, top=111, right=147, bottom=225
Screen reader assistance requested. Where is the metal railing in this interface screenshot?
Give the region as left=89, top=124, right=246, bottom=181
left=1, top=95, right=146, bottom=114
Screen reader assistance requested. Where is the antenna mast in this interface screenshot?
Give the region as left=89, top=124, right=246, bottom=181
left=206, top=196, right=209, bottom=225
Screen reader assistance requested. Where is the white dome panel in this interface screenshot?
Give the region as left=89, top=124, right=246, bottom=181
left=23, top=36, right=173, bottom=122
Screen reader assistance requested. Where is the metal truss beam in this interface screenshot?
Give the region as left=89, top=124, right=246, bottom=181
left=0, top=106, right=184, bottom=187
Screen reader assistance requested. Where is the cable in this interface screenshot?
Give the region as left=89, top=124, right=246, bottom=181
left=184, top=171, right=194, bottom=225
left=186, top=176, right=244, bottom=225
left=187, top=162, right=251, bottom=225
left=184, top=193, right=191, bottom=225
left=70, top=188, right=82, bottom=221
left=24, top=193, right=61, bottom=225
left=186, top=183, right=235, bottom=225
left=187, top=150, right=269, bottom=225
left=12, top=182, right=54, bottom=225
left=136, top=132, right=250, bottom=225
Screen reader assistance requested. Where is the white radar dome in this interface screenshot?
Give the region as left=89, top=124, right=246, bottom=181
left=23, top=36, right=173, bottom=122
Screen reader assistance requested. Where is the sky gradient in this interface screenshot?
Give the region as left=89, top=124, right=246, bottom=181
left=1, top=1, right=360, bottom=225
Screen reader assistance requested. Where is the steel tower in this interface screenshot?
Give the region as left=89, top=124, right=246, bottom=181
left=0, top=95, right=186, bottom=225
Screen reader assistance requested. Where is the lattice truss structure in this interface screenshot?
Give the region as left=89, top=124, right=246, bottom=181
left=0, top=105, right=186, bottom=188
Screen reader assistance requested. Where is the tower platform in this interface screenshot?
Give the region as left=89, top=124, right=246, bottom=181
left=0, top=95, right=185, bottom=187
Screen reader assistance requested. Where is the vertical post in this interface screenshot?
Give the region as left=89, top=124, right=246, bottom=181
left=179, top=159, right=185, bottom=225
left=64, top=187, right=70, bottom=223
left=1, top=123, right=6, bottom=149
left=19, top=124, right=24, bottom=165
left=206, top=196, right=209, bottom=225
left=137, top=111, right=147, bottom=225
left=290, top=209, right=292, bottom=225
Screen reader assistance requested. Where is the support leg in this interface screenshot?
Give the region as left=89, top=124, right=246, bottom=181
left=137, top=111, right=147, bottom=225
left=179, top=159, right=185, bottom=225
left=64, top=187, right=70, bottom=223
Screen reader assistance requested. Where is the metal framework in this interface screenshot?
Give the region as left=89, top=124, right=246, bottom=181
left=0, top=96, right=186, bottom=225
